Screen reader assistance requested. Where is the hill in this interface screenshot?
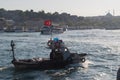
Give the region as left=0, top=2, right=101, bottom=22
left=0, top=8, right=120, bottom=31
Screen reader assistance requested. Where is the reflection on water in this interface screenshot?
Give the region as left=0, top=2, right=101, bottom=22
left=0, top=30, right=120, bottom=80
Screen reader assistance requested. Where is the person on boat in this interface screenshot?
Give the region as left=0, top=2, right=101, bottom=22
left=50, top=38, right=63, bottom=60
left=50, top=48, right=63, bottom=61
left=53, top=37, right=65, bottom=48
left=53, top=37, right=59, bottom=42
left=59, top=39, right=65, bottom=47
left=50, top=46, right=72, bottom=61
left=50, top=37, right=72, bottom=61
left=52, top=37, right=60, bottom=48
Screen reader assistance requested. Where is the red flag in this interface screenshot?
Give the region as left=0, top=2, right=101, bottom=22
left=44, top=20, right=52, bottom=26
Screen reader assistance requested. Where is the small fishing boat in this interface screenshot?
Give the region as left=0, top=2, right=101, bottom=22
left=11, top=40, right=87, bottom=70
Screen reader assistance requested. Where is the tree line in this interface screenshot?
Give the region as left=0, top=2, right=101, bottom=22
left=0, top=8, right=120, bottom=29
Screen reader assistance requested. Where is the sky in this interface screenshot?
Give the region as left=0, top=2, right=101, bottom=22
left=0, top=0, right=120, bottom=17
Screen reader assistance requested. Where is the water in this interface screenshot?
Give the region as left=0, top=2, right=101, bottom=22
left=0, top=30, right=120, bottom=80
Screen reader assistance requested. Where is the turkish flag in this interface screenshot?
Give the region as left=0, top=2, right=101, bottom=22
left=44, top=20, right=52, bottom=26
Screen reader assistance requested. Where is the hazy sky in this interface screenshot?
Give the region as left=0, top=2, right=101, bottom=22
left=0, top=0, right=120, bottom=16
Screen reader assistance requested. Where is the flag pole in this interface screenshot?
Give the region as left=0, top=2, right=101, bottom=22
left=50, top=25, right=53, bottom=39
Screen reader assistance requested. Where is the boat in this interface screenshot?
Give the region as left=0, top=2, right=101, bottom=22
left=40, top=20, right=65, bottom=35
left=11, top=40, right=88, bottom=70
left=40, top=26, right=51, bottom=35
left=40, top=26, right=64, bottom=35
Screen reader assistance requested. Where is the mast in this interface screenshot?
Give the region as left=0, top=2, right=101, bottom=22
left=50, top=25, right=53, bottom=39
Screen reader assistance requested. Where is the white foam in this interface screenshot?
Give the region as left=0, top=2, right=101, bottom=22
left=82, top=60, right=93, bottom=68
left=0, top=66, right=7, bottom=71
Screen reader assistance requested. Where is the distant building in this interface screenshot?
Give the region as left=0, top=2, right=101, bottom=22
left=105, top=12, right=113, bottom=17
left=4, top=19, right=15, bottom=32
left=0, top=18, right=16, bottom=32
left=0, top=18, right=6, bottom=31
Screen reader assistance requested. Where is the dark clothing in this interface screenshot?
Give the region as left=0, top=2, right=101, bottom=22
left=50, top=49, right=63, bottom=61
left=117, top=68, right=120, bottom=80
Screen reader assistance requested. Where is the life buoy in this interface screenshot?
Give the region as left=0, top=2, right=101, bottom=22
left=81, top=58, right=86, bottom=63
left=47, top=40, right=52, bottom=46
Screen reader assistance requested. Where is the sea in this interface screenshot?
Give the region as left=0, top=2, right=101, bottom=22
left=0, top=29, right=119, bottom=80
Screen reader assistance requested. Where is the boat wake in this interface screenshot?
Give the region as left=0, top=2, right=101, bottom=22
left=68, top=60, right=93, bottom=68
left=0, top=66, right=14, bottom=71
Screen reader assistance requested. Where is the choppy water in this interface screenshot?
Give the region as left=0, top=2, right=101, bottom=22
left=0, top=29, right=120, bottom=80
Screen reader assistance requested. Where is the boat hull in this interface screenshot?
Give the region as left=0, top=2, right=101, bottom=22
left=12, top=55, right=87, bottom=70
left=12, top=59, right=69, bottom=70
